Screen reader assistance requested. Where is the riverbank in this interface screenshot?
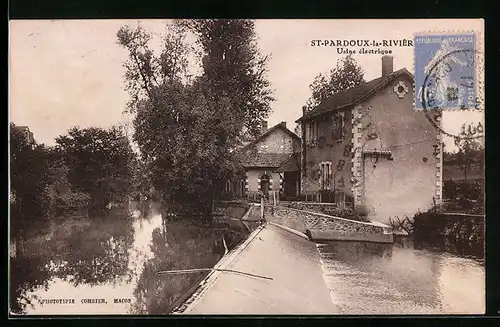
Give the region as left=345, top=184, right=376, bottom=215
left=413, top=211, right=485, bottom=244
left=175, top=223, right=338, bottom=314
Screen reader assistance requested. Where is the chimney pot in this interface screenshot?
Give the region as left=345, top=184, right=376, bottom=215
left=381, top=55, right=394, bottom=77
left=280, top=121, right=286, bottom=128
left=261, top=121, right=268, bottom=133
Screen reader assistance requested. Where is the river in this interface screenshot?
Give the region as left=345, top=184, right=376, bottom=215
left=10, top=202, right=485, bottom=315
left=317, top=236, right=485, bottom=314
left=9, top=201, right=249, bottom=315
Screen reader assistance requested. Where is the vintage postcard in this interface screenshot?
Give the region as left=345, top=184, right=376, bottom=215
left=9, top=19, right=485, bottom=316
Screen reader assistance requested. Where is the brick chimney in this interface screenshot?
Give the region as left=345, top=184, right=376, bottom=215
left=280, top=121, right=286, bottom=128
left=302, top=106, right=307, bottom=115
left=261, top=121, right=268, bottom=133
left=381, top=55, right=394, bottom=77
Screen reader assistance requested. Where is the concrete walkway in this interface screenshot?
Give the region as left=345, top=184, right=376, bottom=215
left=178, top=223, right=339, bottom=314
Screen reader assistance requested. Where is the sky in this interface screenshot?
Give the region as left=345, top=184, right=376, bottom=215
left=9, top=19, right=484, bottom=151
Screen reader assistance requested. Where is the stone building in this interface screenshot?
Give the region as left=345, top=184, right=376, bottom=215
left=296, top=56, right=443, bottom=223
left=233, top=122, right=301, bottom=201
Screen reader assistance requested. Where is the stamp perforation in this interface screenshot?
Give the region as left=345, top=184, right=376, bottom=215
left=412, top=30, right=484, bottom=113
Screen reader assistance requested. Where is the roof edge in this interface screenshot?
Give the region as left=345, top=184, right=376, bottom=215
left=239, top=123, right=300, bottom=153
left=296, top=68, right=414, bottom=123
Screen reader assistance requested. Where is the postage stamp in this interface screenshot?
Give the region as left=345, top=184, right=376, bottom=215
left=414, top=32, right=479, bottom=110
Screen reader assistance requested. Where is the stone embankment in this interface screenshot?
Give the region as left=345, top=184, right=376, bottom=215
left=263, top=205, right=393, bottom=243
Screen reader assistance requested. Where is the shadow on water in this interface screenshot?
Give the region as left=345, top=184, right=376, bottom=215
left=10, top=206, right=135, bottom=314
left=408, top=236, right=484, bottom=262
left=130, top=204, right=251, bottom=315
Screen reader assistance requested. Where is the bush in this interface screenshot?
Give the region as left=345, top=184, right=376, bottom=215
left=442, top=179, right=484, bottom=214
left=388, top=216, right=413, bottom=234
left=412, top=209, right=484, bottom=243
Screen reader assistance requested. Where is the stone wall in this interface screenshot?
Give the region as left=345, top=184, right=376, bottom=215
left=255, top=127, right=300, bottom=154
left=279, top=201, right=366, bottom=222
left=301, top=109, right=354, bottom=195
left=265, top=205, right=392, bottom=236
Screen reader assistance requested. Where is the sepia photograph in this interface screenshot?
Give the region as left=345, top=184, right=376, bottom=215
left=8, top=18, right=485, bottom=315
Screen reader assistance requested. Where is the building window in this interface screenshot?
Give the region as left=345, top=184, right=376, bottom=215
left=332, top=112, right=345, bottom=141
left=319, top=162, right=332, bottom=190
left=307, top=121, right=318, bottom=144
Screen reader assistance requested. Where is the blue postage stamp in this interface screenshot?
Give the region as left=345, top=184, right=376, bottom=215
left=414, top=33, right=477, bottom=110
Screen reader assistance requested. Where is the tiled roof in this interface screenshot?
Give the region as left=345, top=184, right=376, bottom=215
left=275, top=153, right=300, bottom=172
left=239, top=152, right=294, bottom=168
left=235, top=122, right=301, bottom=169
left=297, top=68, right=413, bottom=122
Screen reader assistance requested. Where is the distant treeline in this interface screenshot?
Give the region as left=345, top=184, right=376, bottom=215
left=10, top=123, right=138, bottom=237
left=443, top=149, right=484, bottom=166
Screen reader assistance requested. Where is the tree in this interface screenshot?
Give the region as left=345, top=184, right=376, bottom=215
left=10, top=123, right=52, bottom=237
left=184, top=19, right=274, bottom=138
left=55, top=126, right=136, bottom=210
left=305, top=55, right=365, bottom=111
left=117, top=20, right=274, bottom=220
left=117, top=22, right=194, bottom=114
left=133, top=80, right=240, bottom=219
left=454, top=123, right=484, bottom=182
left=43, top=147, right=92, bottom=216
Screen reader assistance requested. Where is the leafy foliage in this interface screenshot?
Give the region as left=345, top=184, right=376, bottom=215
left=117, top=20, right=274, bottom=219
left=451, top=132, right=484, bottom=182
left=442, top=179, right=484, bottom=214
left=117, top=22, right=195, bottom=112
left=133, top=81, right=241, bottom=218
left=412, top=209, right=484, bottom=244
left=55, top=126, right=136, bottom=210
left=305, top=55, right=365, bottom=111
left=184, top=19, right=274, bottom=138
left=10, top=123, right=53, bottom=236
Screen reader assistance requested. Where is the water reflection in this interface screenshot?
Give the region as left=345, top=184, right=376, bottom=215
left=10, top=201, right=251, bottom=315
left=131, top=211, right=250, bottom=314
left=317, top=237, right=485, bottom=314
left=10, top=206, right=137, bottom=314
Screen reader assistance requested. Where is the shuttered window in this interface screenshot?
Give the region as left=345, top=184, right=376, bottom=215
left=332, top=112, right=345, bottom=141
left=319, top=162, right=332, bottom=190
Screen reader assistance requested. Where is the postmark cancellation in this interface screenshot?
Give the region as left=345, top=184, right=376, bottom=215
left=414, top=31, right=484, bottom=111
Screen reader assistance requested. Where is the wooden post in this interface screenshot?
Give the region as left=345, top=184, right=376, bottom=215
left=260, top=196, right=265, bottom=221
